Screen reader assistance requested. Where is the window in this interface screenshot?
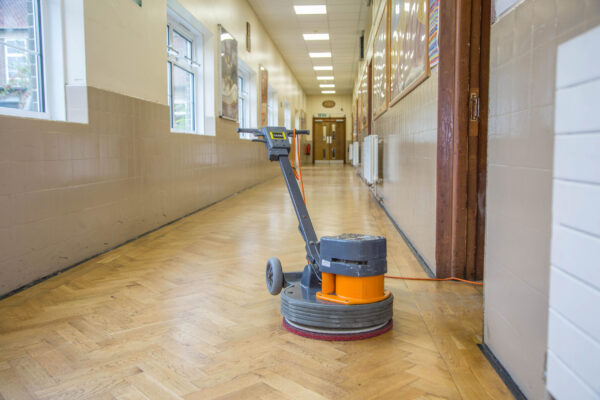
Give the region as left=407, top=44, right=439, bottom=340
left=237, top=60, right=257, bottom=139
left=167, top=18, right=201, bottom=133
left=0, top=0, right=44, bottom=113
left=284, top=99, right=291, bottom=130
left=267, top=86, right=278, bottom=126
left=238, top=74, right=246, bottom=128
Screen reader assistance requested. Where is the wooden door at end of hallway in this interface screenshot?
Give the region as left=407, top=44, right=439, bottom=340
left=312, top=117, right=346, bottom=164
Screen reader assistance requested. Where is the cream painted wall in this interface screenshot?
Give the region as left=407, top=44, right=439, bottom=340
left=484, top=1, right=599, bottom=399
left=83, top=0, right=306, bottom=120
left=84, top=0, right=167, bottom=105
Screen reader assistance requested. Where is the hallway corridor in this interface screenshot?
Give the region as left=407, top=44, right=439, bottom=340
left=0, top=166, right=511, bottom=399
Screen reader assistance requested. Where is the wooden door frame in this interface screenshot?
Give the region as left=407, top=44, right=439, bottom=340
left=312, top=117, right=347, bottom=164
left=436, top=0, right=490, bottom=279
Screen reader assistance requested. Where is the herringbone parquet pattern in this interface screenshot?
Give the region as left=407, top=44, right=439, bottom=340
left=0, top=166, right=512, bottom=399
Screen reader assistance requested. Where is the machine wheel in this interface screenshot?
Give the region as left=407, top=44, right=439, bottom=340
left=266, top=257, right=284, bottom=295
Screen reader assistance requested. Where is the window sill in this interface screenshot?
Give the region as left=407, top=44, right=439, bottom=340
left=171, top=129, right=215, bottom=136
left=0, top=108, right=51, bottom=120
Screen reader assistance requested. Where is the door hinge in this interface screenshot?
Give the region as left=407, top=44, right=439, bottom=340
left=469, top=91, right=480, bottom=121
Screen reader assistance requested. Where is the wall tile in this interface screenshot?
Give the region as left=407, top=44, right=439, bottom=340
left=0, top=87, right=278, bottom=296
left=371, top=69, right=438, bottom=271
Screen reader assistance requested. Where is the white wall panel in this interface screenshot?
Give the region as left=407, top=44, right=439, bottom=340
left=547, top=25, right=600, bottom=400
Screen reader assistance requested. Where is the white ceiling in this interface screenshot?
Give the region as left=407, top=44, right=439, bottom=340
left=248, top=0, right=369, bottom=95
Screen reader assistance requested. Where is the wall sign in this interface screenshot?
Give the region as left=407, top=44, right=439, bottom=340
left=322, top=100, right=336, bottom=108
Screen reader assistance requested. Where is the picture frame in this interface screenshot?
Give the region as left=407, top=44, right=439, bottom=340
left=259, top=65, right=268, bottom=127
left=218, top=24, right=238, bottom=121
left=372, top=1, right=389, bottom=120
left=389, top=0, right=430, bottom=106
left=246, top=22, right=251, bottom=52
left=359, top=63, right=369, bottom=131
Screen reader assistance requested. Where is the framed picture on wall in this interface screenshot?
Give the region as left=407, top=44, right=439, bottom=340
left=372, top=1, right=389, bottom=120
left=259, top=65, right=268, bottom=127
left=218, top=24, right=238, bottom=121
left=359, top=63, right=369, bottom=131
left=389, top=0, right=430, bottom=106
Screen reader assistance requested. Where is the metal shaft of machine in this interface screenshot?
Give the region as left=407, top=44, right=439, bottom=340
left=278, top=155, right=321, bottom=267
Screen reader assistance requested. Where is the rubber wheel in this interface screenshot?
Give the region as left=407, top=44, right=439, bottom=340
left=266, top=257, right=284, bottom=295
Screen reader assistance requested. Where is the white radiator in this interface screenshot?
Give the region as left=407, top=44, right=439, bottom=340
left=352, top=142, right=360, bottom=167
left=362, top=135, right=378, bottom=184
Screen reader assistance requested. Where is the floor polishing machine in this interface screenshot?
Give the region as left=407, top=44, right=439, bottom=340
left=238, top=126, right=393, bottom=340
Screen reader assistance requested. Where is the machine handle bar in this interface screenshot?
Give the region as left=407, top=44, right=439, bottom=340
left=287, top=129, right=309, bottom=135
left=237, top=128, right=310, bottom=135
left=237, top=128, right=262, bottom=135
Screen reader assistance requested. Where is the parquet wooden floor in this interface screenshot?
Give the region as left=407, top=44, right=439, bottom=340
left=0, top=165, right=512, bottom=399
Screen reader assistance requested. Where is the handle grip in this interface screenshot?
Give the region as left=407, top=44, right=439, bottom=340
left=286, top=129, right=310, bottom=135
left=237, top=128, right=262, bottom=135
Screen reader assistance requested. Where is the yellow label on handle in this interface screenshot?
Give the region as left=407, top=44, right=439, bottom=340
left=269, top=131, right=287, bottom=140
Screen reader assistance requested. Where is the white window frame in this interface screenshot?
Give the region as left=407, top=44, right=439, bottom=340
left=167, top=0, right=215, bottom=135
left=167, top=17, right=201, bottom=134
left=237, top=59, right=257, bottom=139
left=268, top=85, right=278, bottom=126
left=0, top=0, right=83, bottom=122
left=0, top=0, right=47, bottom=119
left=284, top=99, right=291, bottom=130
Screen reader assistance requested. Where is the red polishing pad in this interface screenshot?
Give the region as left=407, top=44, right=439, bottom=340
left=282, top=318, right=393, bottom=341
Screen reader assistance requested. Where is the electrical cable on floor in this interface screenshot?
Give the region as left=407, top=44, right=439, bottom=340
left=384, top=275, right=483, bottom=286
left=292, top=147, right=481, bottom=287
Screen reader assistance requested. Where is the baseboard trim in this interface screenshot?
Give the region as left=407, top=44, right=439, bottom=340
left=478, top=343, right=528, bottom=400
left=370, top=191, right=435, bottom=278
left=0, top=178, right=272, bottom=301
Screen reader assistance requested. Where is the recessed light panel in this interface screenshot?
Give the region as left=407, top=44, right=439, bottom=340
left=321, top=90, right=336, bottom=94
left=294, top=5, right=327, bottom=14
left=317, top=76, right=334, bottom=80
left=303, top=33, right=330, bottom=41
left=313, top=66, right=333, bottom=71
left=309, top=52, right=331, bottom=58
left=320, top=84, right=335, bottom=88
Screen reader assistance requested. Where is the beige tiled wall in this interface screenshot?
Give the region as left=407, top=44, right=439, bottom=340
left=484, top=0, right=599, bottom=398
left=0, top=87, right=278, bottom=296
left=372, top=69, right=439, bottom=273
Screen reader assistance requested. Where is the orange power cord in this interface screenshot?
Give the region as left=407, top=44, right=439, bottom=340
left=290, top=129, right=306, bottom=203
left=290, top=137, right=481, bottom=287
left=385, top=275, right=483, bottom=286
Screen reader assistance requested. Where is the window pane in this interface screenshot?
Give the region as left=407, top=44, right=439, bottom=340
left=0, top=0, right=44, bottom=112
left=172, top=30, right=192, bottom=61
left=238, top=75, right=244, bottom=129
left=171, top=64, right=194, bottom=131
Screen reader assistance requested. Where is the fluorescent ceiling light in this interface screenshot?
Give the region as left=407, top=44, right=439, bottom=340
left=309, top=52, right=331, bottom=58
left=313, top=66, right=333, bottom=70
left=317, top=76, right=334, bottom=80
left=321, top=90, right=336, bottom=94
left=294, top=5, right=327, bottom=14
left=303, top=33, right=329, bottom=41
left=320, top=84, right=335, bottom=88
